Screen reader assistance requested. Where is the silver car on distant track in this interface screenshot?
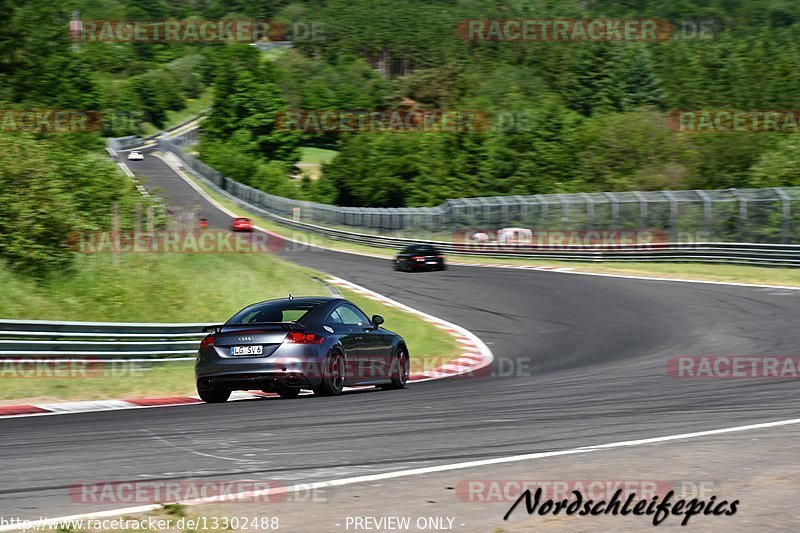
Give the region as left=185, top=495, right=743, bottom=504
left=195, top=297, right=409, bottom=403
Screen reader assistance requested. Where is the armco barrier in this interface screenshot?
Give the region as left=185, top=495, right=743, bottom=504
left=108, top=125, right=800, bottom=266
left=158, top=132, right=800, bottom=244
left=163, top=152, right=800, bottom=267
left=0, top=319, right=206, bottom=361
left=107, top=111, right=208, bottom=153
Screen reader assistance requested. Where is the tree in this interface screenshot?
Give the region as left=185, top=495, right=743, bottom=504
left=748, top=136, right=800, bottom=187
left=205, top=45, right=299, bottom=163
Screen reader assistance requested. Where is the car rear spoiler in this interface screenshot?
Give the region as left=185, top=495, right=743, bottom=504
left=202, top=322, right=299, bottom=333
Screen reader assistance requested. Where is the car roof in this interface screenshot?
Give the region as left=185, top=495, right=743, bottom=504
left=248, top=296, right=343, bottom=306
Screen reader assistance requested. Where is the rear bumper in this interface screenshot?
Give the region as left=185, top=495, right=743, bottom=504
left=195, top=349, right=326, bottom=391
left=196, top=370, right=312, bottom=391
left=408, top=261, right=444, bottom=270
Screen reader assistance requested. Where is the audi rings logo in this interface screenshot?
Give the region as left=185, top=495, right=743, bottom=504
left=239, top=336, right=254, bottom=342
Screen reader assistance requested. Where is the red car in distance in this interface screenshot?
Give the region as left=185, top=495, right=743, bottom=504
left=231, top=217, right=253, bottom=232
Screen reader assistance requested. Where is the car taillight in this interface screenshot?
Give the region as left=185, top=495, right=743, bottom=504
left=284, top=331, right=325, bottom=345
left=412, top=256, right=425, bottom=261
left=200, top=334, right=215, bottom=348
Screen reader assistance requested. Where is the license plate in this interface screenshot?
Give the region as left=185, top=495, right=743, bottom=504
left=426, top=261, right=438, bottom=264
left=231, top=345, right=263, bottom=356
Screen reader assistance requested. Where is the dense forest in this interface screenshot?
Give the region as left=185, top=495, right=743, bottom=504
left=2, top=0, right=800, bottom=274
left=197, top=0, right=800, bottom=207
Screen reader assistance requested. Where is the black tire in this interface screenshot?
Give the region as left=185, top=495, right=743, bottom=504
left=198, top=384, right=231, bottom=403
left=313, top=351, right=346, bottom=397
left=275, top=384, right=301, bottom=399
left=382, top=346, right=409, bottom=390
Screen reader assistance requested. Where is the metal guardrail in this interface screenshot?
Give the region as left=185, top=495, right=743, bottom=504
left=106, top=112, right=209, bottom=152
left=159, top=132, right=800, bottom=244
left=0, top=319, right=207, bottom=361
left=165, top=149, right=800, bottom=267
left=107, top=124, right=800, bottom=266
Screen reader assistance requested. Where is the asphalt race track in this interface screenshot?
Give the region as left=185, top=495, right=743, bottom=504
left=2, top=149, right=799, bottom=521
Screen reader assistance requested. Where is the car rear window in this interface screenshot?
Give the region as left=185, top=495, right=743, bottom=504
left=407, top=245, right=438, bottom=254
left=226, top=301, right=320, bottom=325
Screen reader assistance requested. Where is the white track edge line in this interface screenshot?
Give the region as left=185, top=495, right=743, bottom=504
left=6, top=416, right=800, bottom=531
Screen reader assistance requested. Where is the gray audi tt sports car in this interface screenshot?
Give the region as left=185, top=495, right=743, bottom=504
left=195, top=297, right=409, bottom=403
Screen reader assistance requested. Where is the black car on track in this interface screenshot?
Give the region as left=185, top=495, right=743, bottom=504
left=394, top=244, right=446, bottom=272
left=195, top=297, right=409, bottom=403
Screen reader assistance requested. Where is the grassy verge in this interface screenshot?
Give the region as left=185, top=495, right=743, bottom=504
left=179, top=166, right=800, bottom=288
left=140, top=90, right=212, bottom=136
left=179, top=162, right=395, bottom=258
left=296, top=146, right=338, bottom=180
left=260, top=46, right=290, bottom=61
left=0, top=253, right=324, bottom=322
left=448, top=255, right=800, bottom=286
left=344, top=290, right=456, bottom=364
left=0, top=361, right=196, bottom=402
left=0, top=253, right=457, bottom=402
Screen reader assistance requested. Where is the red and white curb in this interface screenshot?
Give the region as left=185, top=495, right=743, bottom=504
left=450, top=261, right=574, bottom=272
left=326, top=276, right=493, bottom=382
left=0, top=279, right=493, bottom=420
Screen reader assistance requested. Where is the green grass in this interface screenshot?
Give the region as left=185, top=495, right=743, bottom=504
left=261, top=47, right=290, bottom=61
left=179, top=164, right=395, bottom=256
left=297, top=146, right=338, bottom=180
left=140, top=90, right=212, bottom=136
left=0, top=361, right=196, bottom=401
left=0, top=252, right=457, bottom=402
left=180, top=166, right=800, bottom=288
left=344, top=290, right=455, bottom=363
left=449, top=256, right=800, bottom=286
left=300, top=147, right=338, bottom=165
left=0, top=253, right=325, bottom=322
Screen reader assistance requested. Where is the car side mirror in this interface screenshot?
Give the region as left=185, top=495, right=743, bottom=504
left=371, top=314, right=384, bottom=328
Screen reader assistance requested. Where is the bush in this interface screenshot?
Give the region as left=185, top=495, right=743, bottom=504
left=0, top=134, right=145, bottom=278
